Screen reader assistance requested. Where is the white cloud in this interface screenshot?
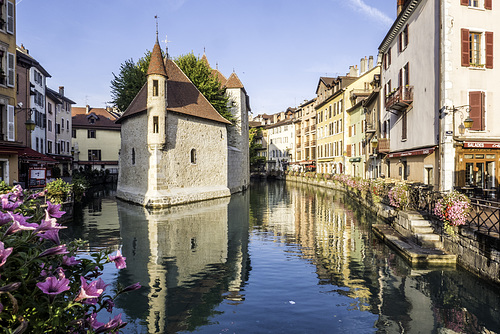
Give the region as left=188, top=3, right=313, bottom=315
left=347, top=0, right=394, bottom=26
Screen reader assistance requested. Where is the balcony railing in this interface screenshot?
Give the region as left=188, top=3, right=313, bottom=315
left=385, top=86, right=413, bottom=112
left=378, top=138, right=390, bottom=153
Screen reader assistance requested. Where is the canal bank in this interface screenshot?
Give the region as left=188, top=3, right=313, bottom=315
left=286, top=175, right=500, bottom=285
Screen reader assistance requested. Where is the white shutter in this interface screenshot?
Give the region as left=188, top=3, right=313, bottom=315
left=7, top=52, right=14, bottom=87
left=6, top=1, right=14, bottom=35
left=7, top=105, right=14, bottom=141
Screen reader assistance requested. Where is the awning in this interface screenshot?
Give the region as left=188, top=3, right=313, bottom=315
left=349, top=157, right=361, bottom=162
left=387, top=147, right=436, bottom=159
left=18, top=147, right=58, bottom=163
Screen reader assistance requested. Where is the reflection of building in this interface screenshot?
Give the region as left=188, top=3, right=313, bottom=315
left=116, top=193, right=249, bottom=333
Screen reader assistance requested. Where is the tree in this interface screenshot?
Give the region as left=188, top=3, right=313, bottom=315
left=110, top=51, right=233, bottom=122
left=110, top=58, right=147, bottom=112
left=249, top=127, right=266, bottom=171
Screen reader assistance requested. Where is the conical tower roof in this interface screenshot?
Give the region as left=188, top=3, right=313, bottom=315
left=147, top=39, right=167, bottom=77
left=226, top=72, right=244, bottom=89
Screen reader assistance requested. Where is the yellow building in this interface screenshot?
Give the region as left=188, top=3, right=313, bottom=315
left=344, top=64, right=380, bottom=177
left=0, top=1, right=20, bottom=184
left=71, top=106, right=121, bottom=173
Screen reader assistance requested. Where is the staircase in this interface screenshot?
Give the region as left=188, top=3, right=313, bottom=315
left=405, top=212, right=443, bottom=249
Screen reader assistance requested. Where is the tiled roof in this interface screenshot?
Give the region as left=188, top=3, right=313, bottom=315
left=117, top=59, right=231, bottom=125
left=72, top=112, right=121, bottom=130
left=212, top=69, right=227, bottom=86
left=147, top=40, right=167, bottom=77
left=225, top=72, right=244, bottom=89
left=72, top=106, right=119, bottom=120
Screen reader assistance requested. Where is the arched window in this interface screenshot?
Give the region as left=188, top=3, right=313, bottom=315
left=190, top=149, right=196, bottom=164
left=132, top=148, right=135, bottom=165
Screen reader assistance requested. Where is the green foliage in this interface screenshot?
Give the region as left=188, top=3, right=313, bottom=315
left=0, top=186, right=140, bottom=332
left=45, top=179, right=72, bottom=204
left=0, top=181, right=11, bottom=194
left=110, top=58, right=147, bottom=112
left=249, top=127, right=266, bottom=170
left=71, top=174, right=89, bottom=202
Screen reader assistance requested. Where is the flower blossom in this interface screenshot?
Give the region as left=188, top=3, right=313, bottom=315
left=95, top=314, right=127, bottom=333
left=75, top=276, right=104, bottom=303
left=108, top=250, right=126, bottom=269
left=121, top=282, right=141, bottom=293
left=0, top=241, right=13, bottom=268
left=62, top=255, right=81, bottom=266
left=1, top=193, right=21, bottom=211
left=35, top=214, right=66, bottom=233
left=36, top=275, right=70, bottom=296
left=4, top=213, right=38, bottom=236
left=37, top=244, right=69, bottom=258
left=45, top=201, right=66, bottom=219
left=38, top=229, right=61, bottom=245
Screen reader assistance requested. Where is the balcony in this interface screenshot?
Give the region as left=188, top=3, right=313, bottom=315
left=310, top=124, right=316, bottom=131
left=385, top=86, right=413, bottom=112
left=304, top=141, right=310, bottom=147
left=310, top=140, right=316, bottom=146
left=378, top=138, right=390, bottom=153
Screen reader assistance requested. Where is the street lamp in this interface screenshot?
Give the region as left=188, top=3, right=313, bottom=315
left=14, top=105, right=36, bottom=132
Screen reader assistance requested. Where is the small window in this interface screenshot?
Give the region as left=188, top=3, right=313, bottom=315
left=132, top=148, right=135, bottom=165
left=72, top=129, right=76, bottom=138
left=153, top=80, right=159, bottom=96
left=88, top=129, right=96, bottom=138
left=153, top=116, right=159, bottom=133
left=190, top=149, right=196, bottom=164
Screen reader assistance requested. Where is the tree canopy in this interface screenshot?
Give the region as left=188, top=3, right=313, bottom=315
left=110, top=51, right=233, bottom=122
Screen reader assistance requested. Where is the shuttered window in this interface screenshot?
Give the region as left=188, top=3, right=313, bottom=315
left=461, top=29, right=470, bottom=67
left=402, top=111, right=407, bottom=140
left=7, top=52, right=14, bottom=87
left=460, top=0, right=468, bottom=6
left=6, top=1, right=14, bottom=35
left=469, top=91, right=485, bottom=131
left=7, top=105, right=14, bottom=141
left=485, top=0, right=492, bottom=9
left=485, top=31, right=493, bottom=69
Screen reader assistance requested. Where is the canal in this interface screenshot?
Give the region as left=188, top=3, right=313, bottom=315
left=64, top=181, right=500, bottom=333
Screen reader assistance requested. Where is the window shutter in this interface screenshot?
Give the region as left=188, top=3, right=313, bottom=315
left=461, top=29, right=470, bottom=67
left=402, top=111, right=407, bottom=140
left=485, top=0, right=492, bottom=10
left=6, top=1, right=14, bottom=34
left=406, top=62, right=410, bottom=85
left=7, top=105, right=14, bottom=141
left=481, top=91, right=485, bottom=130
left=469, top=91, right=483, bottom=130
left=346, top=144, right=351, bottom=157
left=7, top=52, right=14, bottom=87
left=398, top=68, right=403, bottom=88
left=460, top=0, right=469, bottom=5
left=348, top=125, right=352, bottom=137
left=485, top=31, right=493, bottom=69
left=399, top=32, right=402, bottom=52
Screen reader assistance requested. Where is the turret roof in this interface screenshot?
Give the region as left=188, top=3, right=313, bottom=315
left=225, top=72, right=244, bottom=89
left=147, top=39, right=167, bottom=77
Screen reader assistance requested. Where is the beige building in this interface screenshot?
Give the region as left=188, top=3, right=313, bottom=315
left=293, top=98, right=317, bottom=172
left=71, top=106, right=121, bottom=173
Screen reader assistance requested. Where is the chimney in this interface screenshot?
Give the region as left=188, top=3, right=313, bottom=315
left=368, top=56, right=374, bottom=70
left=397, top=0, right=406, bottom=15
left=360, top=57, right=366, bottom=74
left=86, top=105, right=90, bottom=114
left=59, top=86, right=64, bottom=96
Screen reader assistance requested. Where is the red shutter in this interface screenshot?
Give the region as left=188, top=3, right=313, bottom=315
left=388, top=47, right=392, bottom=65
left=346, top=145, right=351, bottom=157
left=399, top=32, right=402, bottom=52
left=349, top=126, right=352, bottom=137
left=461, top=29, right=470, bottom=67
left=485, top=31, right=493, bottom=69
left=460, top=0, right=469, bottom=5
left=399, top=68, right=403, bottom=88
left=485, top=0, right=492, bottom=10
left=481, top=91, right=485, bottom=130
left=469, top=91, right=484, bottom=131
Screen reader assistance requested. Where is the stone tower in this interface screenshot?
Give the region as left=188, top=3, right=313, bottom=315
left=145, top=38, right=168, bottom=201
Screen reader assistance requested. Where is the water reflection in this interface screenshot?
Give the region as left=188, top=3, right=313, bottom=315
left=66, top=181, right=500, bottom=333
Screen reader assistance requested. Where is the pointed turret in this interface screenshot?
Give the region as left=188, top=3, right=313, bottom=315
left=225, top=72, right=244, bottom=89
left=147, top=39, right=167, bottom=77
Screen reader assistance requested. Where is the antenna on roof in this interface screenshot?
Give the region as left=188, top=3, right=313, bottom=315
left=154, top=15, right=159, bottom=40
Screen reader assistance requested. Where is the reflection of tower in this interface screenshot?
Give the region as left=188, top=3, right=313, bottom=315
left=116, top=195, right=251, bottom=333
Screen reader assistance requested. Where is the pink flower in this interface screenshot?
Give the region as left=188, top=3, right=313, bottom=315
left=88, top=313, right=105, bottom=330
left=4, top=213, right=38, bottom=235
left=95, top=314, right=127, bottom=333
left=36, top=275, right=70, bottom=295
left=38, top=244, right=68, bottom=258
left=0, top=241, right=13, bottom=268
left=62, top=255, right=81, bottom=266
left=75, top=276, right=104, bottom=303
left=36, top=214, right=66, bottom=233
left=39, top=229, right=61, bottom=244
left=108, top=250, right=126, bottom=269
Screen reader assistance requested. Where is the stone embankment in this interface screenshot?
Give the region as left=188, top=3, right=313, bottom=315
left=286, top=175, right=500, bottom=285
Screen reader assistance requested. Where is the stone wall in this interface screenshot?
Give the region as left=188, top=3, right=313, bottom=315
left=286, top=174, right=500, bottom=285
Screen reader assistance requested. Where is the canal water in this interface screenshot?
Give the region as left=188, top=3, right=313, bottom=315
left=64, top=181, right=500, bottom=333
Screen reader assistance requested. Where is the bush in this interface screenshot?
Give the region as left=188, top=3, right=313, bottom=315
left=45, top=179, right=72, bottom=204
left=434, top=190, right=471, bottom=234
left=0, top=185, right=140, bottom=333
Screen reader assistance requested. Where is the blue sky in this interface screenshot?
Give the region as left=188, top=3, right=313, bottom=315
left=16, top=0, right=396, bottom=115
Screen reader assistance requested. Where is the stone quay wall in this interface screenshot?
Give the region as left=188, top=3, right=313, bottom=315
left=285, top=174, right=500, bottom=285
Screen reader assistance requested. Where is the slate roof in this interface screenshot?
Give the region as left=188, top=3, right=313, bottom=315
left=117, top=58, right=231, bottom=125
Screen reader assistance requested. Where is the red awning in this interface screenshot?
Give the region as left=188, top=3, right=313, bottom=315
left=18, top=147, right=58, bottom=163
left=387, top=147, right=436, bottom=159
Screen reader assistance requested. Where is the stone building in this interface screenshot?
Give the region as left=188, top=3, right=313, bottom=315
left=116, top=37, right=249, bottom=208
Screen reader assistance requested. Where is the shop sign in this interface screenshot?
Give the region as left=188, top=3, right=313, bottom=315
left=387, top=147, right=435, bottom=158
left=464, top=142, right=500, bottom=149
